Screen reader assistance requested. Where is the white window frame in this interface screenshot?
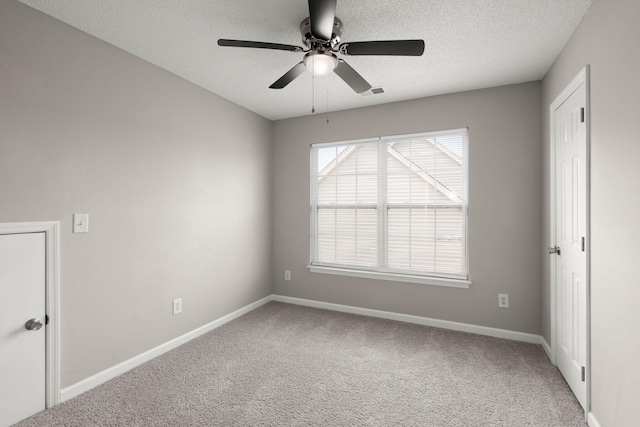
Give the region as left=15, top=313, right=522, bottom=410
left=308, top=129, right=471, bottom=289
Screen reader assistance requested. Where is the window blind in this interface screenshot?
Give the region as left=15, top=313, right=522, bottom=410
left=311, top=129, right=468, bottom=281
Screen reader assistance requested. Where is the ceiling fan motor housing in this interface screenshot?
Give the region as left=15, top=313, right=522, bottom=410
left=300, top=17, right=343, bottom=51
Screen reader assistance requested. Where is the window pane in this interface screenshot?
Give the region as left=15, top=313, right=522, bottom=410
left=388, top=207, right=436, bottom=272
left=317, top=145, right=348, bottom=177
left=387, top=207, right=465, bottom=275
left=311, top=129, right=468, bottom=280
left=317, top=208, right=336, bottom=263
left=387, top=208, right=411, bottom=270
left=408, top=207, right=436, bottom=272
left=355, top=208, right=377, bottom=266
left=357, top=174, right=378, bottom=204
left=317, top=208, right=377, bottom=268
left=336, top=175, right=356, bottom=204
left=434, top=207, right=465, bottom=274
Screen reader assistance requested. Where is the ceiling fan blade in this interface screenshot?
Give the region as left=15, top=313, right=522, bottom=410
left=218, top=39, right=303, bottom=52
left=269, top=62, right=307, bottom=89
left=308, top=0, right=337, bottom=40
left=333, top=60, right=372, bottom=94
left=339, top=40, right=425, bottom=56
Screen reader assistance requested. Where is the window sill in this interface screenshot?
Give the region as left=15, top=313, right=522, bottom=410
left=307, top=265, right=471, bottom=289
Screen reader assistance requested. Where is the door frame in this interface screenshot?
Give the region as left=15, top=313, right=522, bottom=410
left=0, top=221, right=60, bottom=408
left=549, top=65, right=591, bottom=414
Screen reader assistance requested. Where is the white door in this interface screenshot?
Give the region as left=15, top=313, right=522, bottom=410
left=553, top=80, right=588, bottom=409
left=0, top=232, right=46, bottom=427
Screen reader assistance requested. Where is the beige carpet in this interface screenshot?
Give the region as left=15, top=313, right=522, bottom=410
left=17, top=302, right=586, bottom=426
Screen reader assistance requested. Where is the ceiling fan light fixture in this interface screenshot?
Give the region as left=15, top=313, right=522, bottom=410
left=304, top=52, right=338, bottom=77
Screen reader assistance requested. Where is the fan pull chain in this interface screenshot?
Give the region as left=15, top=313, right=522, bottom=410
left=311, top=73, right=316, bottom=114
left=326, top=90, right=330, bottom=124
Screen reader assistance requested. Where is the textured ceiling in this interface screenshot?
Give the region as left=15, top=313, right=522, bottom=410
left=17, top=0, right=593, bottom=120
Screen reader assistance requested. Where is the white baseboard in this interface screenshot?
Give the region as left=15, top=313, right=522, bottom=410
left=588, top=412, right=602, bottom=427
left=540, top=337, right=554, bottom=363
left=60, top=295, right=273, bottom=402
left=272, top=295, right=545, bottom=345
left=61, top=293, right=551, bottom=403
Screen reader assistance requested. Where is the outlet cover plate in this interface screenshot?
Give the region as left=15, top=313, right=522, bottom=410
left=172, top=298, right=182, bottom=315
left=498, top=293, right=509, bottom=308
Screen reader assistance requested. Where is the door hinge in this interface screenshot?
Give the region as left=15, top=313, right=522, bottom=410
left=581, top=366, right=586, bottom=382
left=581, top=237, right=585, bottom=252
left=580, top=107, right=585, bottom=123
left=45, top=314, right=49, bottom=325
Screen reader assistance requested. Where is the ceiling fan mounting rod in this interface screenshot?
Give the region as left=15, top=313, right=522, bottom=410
left=300, top=17, right=343, bottom=52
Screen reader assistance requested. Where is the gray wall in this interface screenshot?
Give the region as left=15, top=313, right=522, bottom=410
left=272, top=82, right=543, bottom=334
left=0, top=1, right=272, bottom=387
left=10, top=1, right=637, bottom=422
left=542, top=0, right=640, bottom=425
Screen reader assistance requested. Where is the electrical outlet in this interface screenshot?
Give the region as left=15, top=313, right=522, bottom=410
left=498, top=293, right=509, bottom=308
left=172, top=298, right=182, bottom=315
left=284, top=270, right=291, bottom=281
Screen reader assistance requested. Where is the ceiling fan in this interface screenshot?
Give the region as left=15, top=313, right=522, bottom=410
left=217, top=0, right=425, bottom=94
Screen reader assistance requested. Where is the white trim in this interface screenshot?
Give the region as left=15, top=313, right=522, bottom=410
left=308, top=265, right=471, bottom=288
left=540, top=337, right=553, bottom=361
left=587, top=413, right=602, bottom=427
left=60, top=295, right=272, bottom=402
left=310, top=135, right=380, bottom=148
left=59, top=293, right=556, bottom=405
left=310, top=128, right=469, bottom=282
left=380, top=128, right=469, bottom=142
left=272, top=295, right=543, bottom=344
left=0, top=221, right=61, bottom=408
left=549, top=65, right=591, bottom=413
left=584, top=65, right=592, bottom=420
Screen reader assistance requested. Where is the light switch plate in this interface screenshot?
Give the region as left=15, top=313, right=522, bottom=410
left=73, top=213, right=89, bottom=233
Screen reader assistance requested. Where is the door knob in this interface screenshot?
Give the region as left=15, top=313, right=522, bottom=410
left=25, top=318, right=43, bottom=331
left=548, top=246, right=561, bottom=255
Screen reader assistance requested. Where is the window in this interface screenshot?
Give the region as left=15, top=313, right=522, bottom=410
left=310, top=129, right=469, bottom=287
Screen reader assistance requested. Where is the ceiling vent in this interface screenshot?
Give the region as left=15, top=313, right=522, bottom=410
left=361, top=87, right=385, bottom=96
